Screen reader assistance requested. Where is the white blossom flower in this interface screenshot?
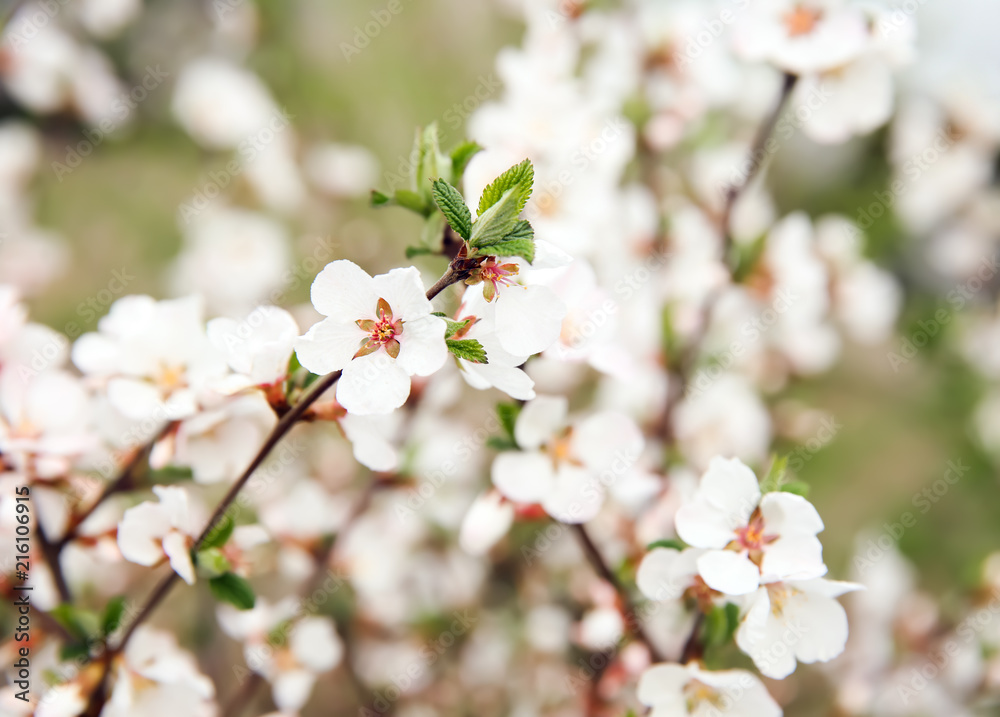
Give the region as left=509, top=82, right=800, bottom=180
left=637, top=662, right=781, bottom=717
left=117, top=485, right=204, bottom=584
left=675, top=457, right=827, bottom=595
left=207, top=305, right=299, bottom=392
left=736, top=578, right=863, bottom=678
left=72, top=295, right=226, bottom=422
left=103, top=626, right=216, bottom=717
left=458, top=490, right=515, bottom=555
left=491, top=395, right=643, bottom=523
left=294, top=260, right=447, bottom=415
left=219, top=601, right=343, bottom=713
left=637, top=547, right=711, bottom=604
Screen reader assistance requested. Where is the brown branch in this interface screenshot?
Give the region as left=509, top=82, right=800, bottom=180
left=571, top=524, right=665, bottom=663
left=679, top=611, right=705, bottom=664
left=221, top=475, right=386, bottom=717
left=82, top=261, right=468, bottom=714
left=719, top=71, right=798, bottom=258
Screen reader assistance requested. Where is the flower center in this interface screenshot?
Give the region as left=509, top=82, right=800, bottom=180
left=465, top=258, right=520, bottom=303
left=784, top=6, right=823, bottom=37
left=684, top=679, right=725, bottom=711
left=355, top=298, right=404, bottom=359
left=731, top=510, right=777, bottom=563
left=545, top=428, right=583, bottom=469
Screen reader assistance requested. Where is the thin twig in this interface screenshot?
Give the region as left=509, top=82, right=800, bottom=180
left=221, top=465, right=386, bottom=717
left=719, top=71, right=798, bottom=257
left=571, top=524, right=665, bottom=663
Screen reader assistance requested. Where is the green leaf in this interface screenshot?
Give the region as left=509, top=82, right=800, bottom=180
left=476, top=159, right=534, bottom=216
left=486, top=436, right=518, bottom=451
left=209, top=573, right=256, bottom=610
left=201, top=515, right=235, bottom=551
left=646, top=539, right=686, bottom=552
left=415, top=124, right=450, bottom=202
left=431, top=179, right=473, bottom=240
left=394, top=189, right=430, bottom=216
left=370, top=189, right=392, bottom=207
left=470, top=189, right=526, bottom=248
left=50, top=605, right=98, bottom=642
left=443, top=318, right=472, bottom=339
left=780, top=480, right=811, bottom=498
left=703, top=602, right=741, bottom=648
left=473, top=236, right=535, bottom=263
left=496, top=403, right=521, bottom=443
left=101, top=596, right=127, bottom=637
left=450, top=141, right=482, bottom=183
left=195, top=547, right=233, bottom=578
left=147, top=465, right=194, bottom=483
left=760, top=454, right=789, bottom=493
left=60, top=642, right=91, bottom=661
left=405, top=246, right=435, bottom=259
left=447, top=338, right=488, bottom=364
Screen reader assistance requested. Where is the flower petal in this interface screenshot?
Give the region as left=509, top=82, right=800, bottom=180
left=294, top=317, right=367, bottom=375
left=163, top=531, right=196, bottom=585
left=337, top=353, right=411, bottom=415
left=310, top=260, right=378, bottom=320
left=494, top=284, right=567, bottom=355
left=697, top=550, right=760, bottom=595
left=372, top=266, right=434, bottom=320
left=542, top=464, right=604, bottom=523
left=491, top=450, right=555, bottom=504
left=395, top=315, right=447, bottom=376
left=636, top=663, right=689, bottom=710
left=514, top=395, right=568, bottom=450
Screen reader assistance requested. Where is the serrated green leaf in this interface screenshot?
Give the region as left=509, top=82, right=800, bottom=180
left=760, top=454, right=789, bottom=493
left=443, top=318, right=472, bottom=339
left=470, top=190, right=528, bottom=249
left=432, top=179, right=473, bottom=240
left=496, top=403, right=521, bottom=442
left=209, top=573, right=256, bottom=610
left=476, top=159, right=534, bottom=216
left=473, top=236, right=536, bottom=263
left=195, top=547, right=233, bottom=578
left=450, top=141, right=482, bottom=183
left=447, top=339, right=488, bottom=364
left=101, top=596, right=127, bottom=637
left=779, top=480, right=810, bottom=498
left=647, top=539, right=686, bottom=552
left=201, top=515, right=235, bottom=551
left=370, top=189, right=392, bottom=207
left=394, top=189, right=430, bottom=216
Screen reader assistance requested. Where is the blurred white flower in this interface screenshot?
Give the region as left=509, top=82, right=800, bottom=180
left=491, top=395, right=643, bottom=522
left=637, top=662, right=781, bottom=717
left=305, top=143, right=380, bottom=199
left=72, top=295, right=226, bottom=422
left=208, top=305, right=299, bottom=392
left=117, top=485, right=204, bottom=584
left=458, top=490, right=515, bottom=555
left=104, top=626, right=216, bottom=717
